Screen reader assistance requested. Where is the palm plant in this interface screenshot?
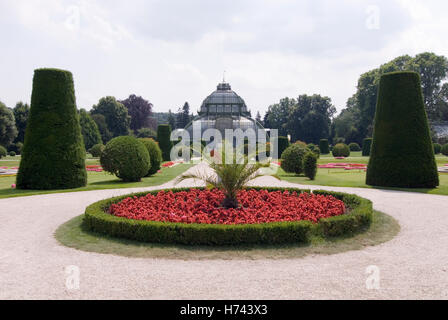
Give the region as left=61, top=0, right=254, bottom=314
left=176, top=143, right=264, bottom=209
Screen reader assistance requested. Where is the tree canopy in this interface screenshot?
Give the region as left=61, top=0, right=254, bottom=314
left=0, top=101, right=18, bottom=147
left=334, top=52, right=448, bottom=144
left=176, top=102, right=192, bottom=129
left=79, top=109, right=102, bottom=150
left=264, top=95, right=335, bottom=143
left=13, top=102, right=29, bottom=144
left=91, top=96, right=130, bottom=138
left=119, top=94, right=156, bottom=131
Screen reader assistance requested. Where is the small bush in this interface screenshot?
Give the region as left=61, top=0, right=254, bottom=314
left=362, top=138, right=373, bottom=156
left=442, top=144, right=448, bottom=156
left=137, top=127, right=157, bottom=139
left=139, top=138, right=162, bottom=176
left=157, top=125, right=173, bottom=161
left=274, top=136, right=290, bottom=158
left=0, top=146, right=6, bottom=159
left=434, top=143, right=442, bottom=155
left=89, top=144, right=105, bottom=158
left=319, top=139, right=330, bottom=154
left=294, top=140, right=307, bottom=148
left=9, top=151, right=16, bottom=157
left=348, top=143, right=361, bottom=152
left=281, top=144, right=308, bottom=175
left=100, top=136, right=150, bottom=182
left=332, top=143, right=350, bottom=157
left=8, top=142, right=23, bottom=155
left=304, top=152, right=317, bottom=180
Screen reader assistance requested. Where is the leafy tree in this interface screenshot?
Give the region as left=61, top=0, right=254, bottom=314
left=407, top=52, right=448, bottom=118
left=264, top=98, right=295, bottom=136
left=120, top=94, right=155, bottom=131
left=167, top=109, right=176, bottom=130
left=287, top=94, right=336, bottom=144
left=13, top=102, right=29, bottom=144
left=91, top=97, right=130, bottom=138
left=255, top=111, right=262, bottom=124
left=176, top=102, right=192, bottom=129
left=336, top=52, right=448, bottom=144
left=136, top=127, right=157, bottom=139
left=91, top=113, right=113, bottom=143
left=79, top=109, right=102, bottom=150
left=0, top=101, right=18, bottom=148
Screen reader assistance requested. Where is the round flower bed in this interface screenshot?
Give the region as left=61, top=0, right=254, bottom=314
left=83, top=187, right=373, bottom=246
left=109, top=189, right=346, bottom=224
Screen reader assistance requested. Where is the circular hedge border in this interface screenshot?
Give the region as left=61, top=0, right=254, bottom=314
left=83, top=187, right=373, bottom=246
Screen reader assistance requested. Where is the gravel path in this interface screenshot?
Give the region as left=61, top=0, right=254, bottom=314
left=1, top=163, right=448, bottom=300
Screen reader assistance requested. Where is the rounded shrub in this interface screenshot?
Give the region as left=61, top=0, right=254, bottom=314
left=16, top=68, right=87, bottom=190
left=0, top=146, right=6, bottom=159
left=100, top=136, right=150, bottom=182
left=332, top=143, right=350, bottom=158
left=8, top=142, right=23, bottom=155
left=349, top=143, right=361, bottom=152
left=281, top=144, right=308, bottom=175
left=157, top=124, right=173, bottom=161
left=366, top=72, right=439, bottom=188
left=9, top=151, right=16, bottom=157
left=307, top=143, right=317, bottom=152
left=138, top=138, right=162, bottom=176
left=89, top=144, right=104, bottom=158
left=442, top=144, right=448, bottom=156
left=362, top=138, right=373, bottom=156
left=304, top=152, right=317, bottom=180
left=319, top=139, right=330, bottom=154
left=83, top=187, right=373, bottom=246
left=433, top=143, right=442, bottom=155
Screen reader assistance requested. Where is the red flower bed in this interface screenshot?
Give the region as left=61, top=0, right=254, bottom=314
left=109, top=189, right=346, bottom=225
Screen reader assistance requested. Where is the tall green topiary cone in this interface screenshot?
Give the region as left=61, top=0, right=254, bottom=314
left=366, top=71, right=439, bottom=188
left=17, top=68, right=87, bottom=190
left=157, top=124, right=173, bottom=161
left=362, top=138, right=372, bottom=157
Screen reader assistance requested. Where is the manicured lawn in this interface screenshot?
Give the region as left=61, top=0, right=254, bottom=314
left=0, top=157, right=193, bottom=199
left=279, top=153, right=448, bottom=196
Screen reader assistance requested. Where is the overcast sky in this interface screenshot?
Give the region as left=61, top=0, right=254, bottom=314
left=1, top=0, right=448, bottom=116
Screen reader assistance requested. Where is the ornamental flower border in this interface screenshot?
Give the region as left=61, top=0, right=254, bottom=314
left=83, top=187, right=373, bottom=246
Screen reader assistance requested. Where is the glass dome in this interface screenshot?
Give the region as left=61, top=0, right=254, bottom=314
left=185, top=82, right=266, bottom=141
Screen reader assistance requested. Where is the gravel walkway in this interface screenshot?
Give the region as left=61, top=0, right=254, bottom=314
left=0, top=163, right=447, bottom=300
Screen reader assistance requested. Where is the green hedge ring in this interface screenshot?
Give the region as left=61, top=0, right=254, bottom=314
left=83, top=187, right=373, bottom=246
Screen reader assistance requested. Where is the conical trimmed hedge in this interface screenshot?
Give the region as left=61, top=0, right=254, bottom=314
left=366, top=72, right=439, bottom=188
left=17, top=68, right=87, bottom=190
left=157, top=124, right=173, bottom=161
left=362, top=138, right=372, bottom=156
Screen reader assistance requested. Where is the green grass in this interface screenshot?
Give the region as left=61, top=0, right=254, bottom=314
left=279, top=153, right=448, bottom=195
left=55, top=210, right=399, bottom=260
left=0, top=158, right=193, bottom=199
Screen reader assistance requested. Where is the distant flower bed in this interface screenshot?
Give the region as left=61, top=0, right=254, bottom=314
left=108, top=189, right=346, bottom=225
left=319, top=163, right=367, bottom=171
left=161, top=161, right=183, bottom=168
left=86, top=165, right=103, bottom=172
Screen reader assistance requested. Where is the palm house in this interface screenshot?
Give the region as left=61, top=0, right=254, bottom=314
left=184, top=82, right=267, bottom=141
